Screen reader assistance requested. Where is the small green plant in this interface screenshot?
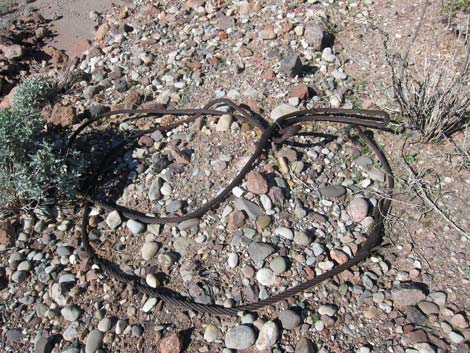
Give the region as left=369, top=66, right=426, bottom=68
left=442, top=0, right=470, bottom=15
left=405, top=152, right=417, bottom=164
left=22, top=4, right=33, bottom=14
left=0, top=77, right=83, bottom=211
left=464, top=267, right=470, bottom=276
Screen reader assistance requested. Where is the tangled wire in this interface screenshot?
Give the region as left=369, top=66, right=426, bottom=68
left=70, top=99, right=394, bottom=316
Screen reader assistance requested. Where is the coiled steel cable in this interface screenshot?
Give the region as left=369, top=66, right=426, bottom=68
left=74, top=99, right=394, bottom=316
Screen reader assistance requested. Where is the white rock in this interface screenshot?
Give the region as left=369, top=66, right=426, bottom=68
left=142, top=298, right=157, bottom=313
left=227, top=253, right=239, bottom=268
left=274, top=227, right=293, bottom=240
left=106, top=211, right=122, bottom=230
left=270, top=104, right=299, bottom=121
left=255, top=321, right=280, bottom=350
left=127, top=219, right=145, bottom=234
left=256, top=268, right=274, bottom=286
left=141, top=242, right=159, bottom=261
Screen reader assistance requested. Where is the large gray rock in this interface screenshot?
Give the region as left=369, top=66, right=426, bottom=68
left=280, top=53, right=303, bottom=77
left=247, top=242, right=274, bottom=263
left=85, top=330, right=103, bottom=353
left=233, top=198, right=263, bottom=219
left=391, top=282, right=427, bottom=308
left=224, top=325, right=256, bottom=350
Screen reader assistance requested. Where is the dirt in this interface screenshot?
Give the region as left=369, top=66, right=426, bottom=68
left=34, top=0, right=124, bottom=53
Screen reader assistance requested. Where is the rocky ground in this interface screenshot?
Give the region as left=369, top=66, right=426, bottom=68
left=0, top=1, right=469, bottom=353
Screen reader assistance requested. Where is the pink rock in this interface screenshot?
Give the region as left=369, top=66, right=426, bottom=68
left=245, top=171, right=268, bottom=195
left=48, top=104, right=76, bottom=128
left=159, top=332, right=183, bottom=353
left=228, top=210, right=245, bottom=232
left=347, top=197, right=369, bottom=222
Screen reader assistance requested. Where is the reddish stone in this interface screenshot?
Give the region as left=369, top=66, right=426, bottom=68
left=207, top=57, right=219, bottom=66
left=68, top=40, right=92, bottom=58
left=43, top=46, right=68, bottom=66
left=138, top=135, right=154, bottom=147
left=159, top=332, right=183, bottom=353
left=239, top=47, right=252, bottom=57
left=259, top=24, right=276, bottom=40
left=290, top=84, right=309, bottom=100
left=123, top=91, right=142, bottom=109
left=186, top=60, right=202, bottom=70
left=0, top=220, right=15, bottom=245
left=218, top=31, right=228, bottom=39
left=261, top=70, right=276, bottom=80
left=329, top=249, right=349, bottom=264
left=48, top=104, right=76, bottom=128
left=245, top=171, right=268, bottom=195
left=228, top=210, right=245, bottom=232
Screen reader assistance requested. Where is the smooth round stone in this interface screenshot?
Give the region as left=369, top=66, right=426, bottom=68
left=11, top=270, right=27, bottom=283
left=243, top=266, right=255, bottom=278
left=132, top=325, right=144, bottom=337
left=318, top=304, right=338, bottom=317
left=347, top=197, right=369, bottom=222
left=142, top=298, right=157, bottom=313
left=61, top=305, right=82, bottom=322
left=255, top=321, right=280, bottom=350
left=85, top=330, right=103, bottom=353
left=256, top=268, right=274, bottom=286
left=257, top=215, right=271, bottom=230
left=141, top=241, right=159, bottom=261
left=127, top=219, right=145, bottom=234
left=57, top=246, right=72, bottom=257
left=318, top=185, right=346, bottom=199
left=293, top=231, right=311, bottom=246
left=98, top=318, right=112, bottom=332
left=227, top=253, right=239, bottom=268
left=204, top=324, right=218, bottom=342
left=146, top=273, right=160, bottom=288
left=224, top=325, right=256, bottom=350
left=115, top=319, right=128, bottom=335
left=279, top=309, right=301, bottom=329
left=160, top=183, right=172, bottom=196
left=275, top=227, right=293, bottom=240
left=17, top=261, right=31, bottom=272
left=270, top=256, right=288, bottom=274
left=216, top=114, right=233, bottom=132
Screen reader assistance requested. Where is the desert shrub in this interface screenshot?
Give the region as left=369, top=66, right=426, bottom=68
left=0, top=77, right=83, bottom=211
left=384, top=3, right=470, bottom=143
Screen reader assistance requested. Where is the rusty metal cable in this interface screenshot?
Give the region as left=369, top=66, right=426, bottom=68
left=73, top=99, right=394, bottom=316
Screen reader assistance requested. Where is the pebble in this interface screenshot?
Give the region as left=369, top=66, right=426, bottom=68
left=275, top=227, right=293, bottom=240
left=318, top=304, right=337, bottom=316
left=227, top=253, right=239, bottom=268
left=293, top=231, right=311, bottom=246
left=233, top=198, right=263, bottom=219
left=318, top=185, right=346, bottom=199
left=245, top=171, right=268, bottom=195
left=98, top=317, right=112, bottom=332
left=417, top=301, right=439, bottom=315
left=270, top=256, right=288, bottom=274
left=279, top=309, right=301, bottom=329
left=216, top=114, right=233, bottom=132
left=146, top=273, right=159, bottom=288
left=280, top=53, right=303, bottom=77
left=61, top=305, right=82, bottom=322
left=347, top=197, right=369, bottom=222
left=204, top=324, right=218, bottom=342
left=85, top=330, right=103, bottom=353
left=255, top=321, right=280, bottom=350
left=256, top=268, right=274, bottom=286
left=247, top=242, right=274, bottom=263
left=127, top=219, right=145, bottom=234
left=413, top=342, right=437, bottom=353
left=295, top=337, right=316, bottom=353
left=391, top=282, right=426, bottom=308
left=224, top=325, right=256, bottom=350
left=141, top=241, right=159, bottom=261
left=270, top=103, right=299, bottom=121
left=448, top=331, right=464, bottom=344
left=115, top=319, right=128, bottom=335
left=142, top=298, right=157, bottom=313
left=159, top=332, right=183, bottom=353
left=11, top=270, right=27, bottom=283
left=105, top=211, right=122, bottom=229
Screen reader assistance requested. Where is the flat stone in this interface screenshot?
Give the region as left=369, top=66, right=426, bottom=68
left=247, top=242, right=274, bottom=263
left=270, top=103, right=299, bottom=121
left=417, top=301, right=439, bottom=315
left=318, top=304, right=337, bottom=316
left=279, top=309, right=301, bottom=329
left=85, top=330, right=103, bottom=353
left=413, top=342, right=437, bottom=353
left=304, top=22, right=324, bottom=50
left=318, top=185, right=346, bottom=199
left=233, top=198, right=263, bottom=219
left=392, top=282, right=427, bottom=308
left=245, top=171, right=268, bottom=195
left=61, top=305, right=82, bottom=322
left=225, top=325, right=256, bottom=350
left=6, top=329, right=23, bottom=343
left=256, top=321, right=280, bottom=350
left=275, top=227, right=293, bottom=240
left=177, top=218, right=200, bottom=230
left=448, top=331, right=464, bottom=344
left=427, top=291, right=447, bottom=306
left=142, top=298, right=158, bottom=313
